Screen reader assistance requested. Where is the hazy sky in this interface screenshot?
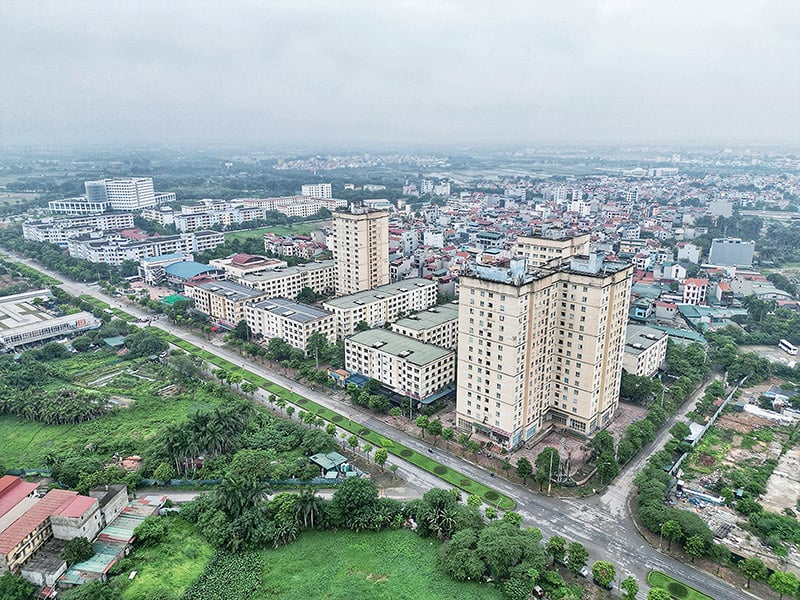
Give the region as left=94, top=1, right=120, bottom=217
left=1, top=0, right=798, bottom=148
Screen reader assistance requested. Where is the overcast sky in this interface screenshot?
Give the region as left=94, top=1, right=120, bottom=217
left=1, top=0, right=798, bottom=149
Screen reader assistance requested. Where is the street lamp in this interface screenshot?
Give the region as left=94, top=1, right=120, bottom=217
left=658, top=522, right=664, bottom=550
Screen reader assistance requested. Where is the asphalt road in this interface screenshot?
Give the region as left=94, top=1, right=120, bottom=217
left=5, top=252, right=756, bottom=600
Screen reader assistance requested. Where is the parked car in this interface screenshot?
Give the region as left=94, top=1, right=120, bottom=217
left=579, top=566, right=589, bottom=578
left=556, top=554, right=568, bottom=567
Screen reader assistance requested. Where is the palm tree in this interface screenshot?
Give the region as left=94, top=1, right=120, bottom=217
left=295, top=489, right=324, bottom=529
left=216, top=475, right=270, bottom=519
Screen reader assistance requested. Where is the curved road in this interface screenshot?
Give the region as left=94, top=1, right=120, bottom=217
left=5, top=252, right=754, bottom=600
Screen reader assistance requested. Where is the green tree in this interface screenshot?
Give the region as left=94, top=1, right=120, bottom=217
left=0, top=573, right=36, bottom=600
left=415, top=415, right=430, bottom=439
left=306, top=331, right=329, bottom=369
left=347, top=435, right=359, bottom=452
left=589, top=430, right=615, bottom=459
left=60, top=537, right=94, bottom=565
left=438, top=528, right=485, bottom=582
left=596, top=451, right=619, bottom=485
left=427, top=419, right=443, bottom=446
left=535, top=447, right=559, bottom=491
left=355, top=320, right=370, bottom=332
left=621, top=574, right=639, bottom=599
left=133, top=517, right=169, bottom=547
left=515, top=457, right=533, bottom=483
left=286, top=405, right=295, bottom=420
left=467, top=494, right=483, bottom=508
left=661, top=519, right=682, bottom=550
left=566, top=541, right=588, bottom=576
left=739, top=556, right=767, bottom=588
left=153, top=462, right=174, bottom=484
left=485, top=506, right=498, bottom=521
left=374, top=447, right=388, bottom=470
left=684, top=534, right=706, bottom=562
left=232, top=319, right=250, bottom=341
left=592, top=560, right=616, bottom=587
left=325, top=422, right=337, bottom=436
left=441, top=427, right=454, bottom=446
left=669, top=422, right=691, bottom=441
left=646, top=590, right=671, bottom=600
left=768, top=570, right=799, bottom=600
left=546, top=535, right=566, bottom=565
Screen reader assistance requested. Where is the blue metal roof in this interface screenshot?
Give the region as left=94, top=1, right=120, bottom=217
left=164, top=261, right=220, bottom=280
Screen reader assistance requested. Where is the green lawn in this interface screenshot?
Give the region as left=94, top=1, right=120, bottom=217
left=256, top=529, right=501, bottom=600
left=118, top=518, right=215, bottom=600
left=224, top=222, right=322, bottom=242
left=647, top=570, right=716, bottom=600
left=0, top=357, right=223, bottom=469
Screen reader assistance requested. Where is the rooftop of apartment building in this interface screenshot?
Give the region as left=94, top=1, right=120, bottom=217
left=347, top=329, right=452, bottom=366
left=464, top=253, right=631, bottom=287
left=324, top=278, right=434, bottom=310
left=392, top=302, right=459, bottom=331
left=187, top=279, right=266, bottom=301
left=625, top=324, right=668, bottom=355
left=240, top=259, right=334, bottom=283
left=250, top=297, right=332, bottom=323
left=0, top=489, right=81, bottom=554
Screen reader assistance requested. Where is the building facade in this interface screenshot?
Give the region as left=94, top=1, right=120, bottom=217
left=682, top=278, right=708, bottom=305
left=344, top=329, right=455, bottom=404
left=66, top=230, right=224, bottom=265
left=455, top=253, right=632, bottom=449
left=183, top=280, right=271, bottom=327
left=622, top=325, right=669, bottom=377
left=301, top=183, right=333, bottom=199
left=323, top=278, right=437, bottom=339
left=22, top=214, right=135, bottom=244
left=332, top=206, right=389, bottom=296
left=246, top=298, right=335, bottom=352
left=237, top=260, right=335, bottom=299
left=390, top=302, right=460, bottom=350
left=708, top=237, right=756, bottom=267
left=514, top=232, right=590, bottom=268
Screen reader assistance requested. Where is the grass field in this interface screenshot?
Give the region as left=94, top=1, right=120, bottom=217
left=647, top=570, right=716, bottom=600
left=0, top=357, right=223, bottom=469
left=257, top=529, right=501, bottom=600
left=119, top=517, right=214, bottom=600
left=158, top=331, right=516, bottom=510
left=224, top=222, right=323, bottom=242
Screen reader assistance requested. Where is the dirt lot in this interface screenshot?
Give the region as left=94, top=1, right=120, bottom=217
left=741, top=344, right=798, bottom=368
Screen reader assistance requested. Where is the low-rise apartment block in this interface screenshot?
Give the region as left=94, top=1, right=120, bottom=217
left=345, top=329, right=455, bottom=404
left=183, top=280, right=271, bottom=327
left=209, top=253, right=288, bottom=279
left=67, top=230, right=224, bottom=265
left=237, top=260, right=335, bottom=300
left=246, top=298, right=335, bottom=352
left=622, top=324, right=669, bottom=377
left=391, top=302, right=459, bottom=350
left=22, top=214, right=136, bottom=244
left=323, top=278, right=438, bottom=339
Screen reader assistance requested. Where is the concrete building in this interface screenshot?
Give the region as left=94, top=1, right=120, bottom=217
left=84, top=178, right=175, bottom=211
left=183, top=280, right=271, bottom=328
left=332, top=205, right=389, bottom=296
left=67, top=230, right=224, bottom=266
left=246, top=298, right=335, bottom=352
left=323, top=278, right=437, bottom=339
left=47, top=197, right=110, bottom=215
left=209, top=254, right=288, bottom=279
left=676, top=242, right=701, bottom=264
left=708, top=237, right=756, bottom=267
left=455, top=253, right=632, bottom=449
left=514, top=232, right=590, bottom=268
left=301, top=183, right=332, bottom=199
left=682, top=278, right=708, bottom=305
left=22, top=213, right=135, bottom=244
left=345, top=329, right=455, bottom=404
left=391, top=303, right=460, bottom=350
left=137, top=252, right=194, bottom=285
left=622, top=325, right=669, bottom=377
left=237, top=260, right=335, bottom=300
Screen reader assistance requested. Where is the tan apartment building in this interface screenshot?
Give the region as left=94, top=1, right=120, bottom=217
left=455, top=253, right=632, bottom=450
left=391, top=302, right=460, bottom=350
left=246, top=298, right=336, bottom=352
left=332, top=205, right=389, bottom=296
left=515, top=232, right=590, bottom=268
left=183, top=280, right=271, bottom=327
left=323, top=279, right=437, bottom=339
left=345, top=329, right=455, bottom=404
left=237, top=260, right=335, bottom=300
left=622, top=324, right=669, bottom=377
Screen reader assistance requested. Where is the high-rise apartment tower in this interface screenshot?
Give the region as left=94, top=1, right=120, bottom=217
left=456, top=250, right=632, bottom=450
left=332, top=204, right=389, bottom=296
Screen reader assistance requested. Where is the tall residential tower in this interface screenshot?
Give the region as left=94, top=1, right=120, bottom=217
left=455, top=251, right=632, bottom=449
left=332, top=204, right=389, bottom=296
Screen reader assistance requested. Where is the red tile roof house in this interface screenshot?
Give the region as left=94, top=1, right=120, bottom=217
left=0, top=477, right=101, bottom=574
